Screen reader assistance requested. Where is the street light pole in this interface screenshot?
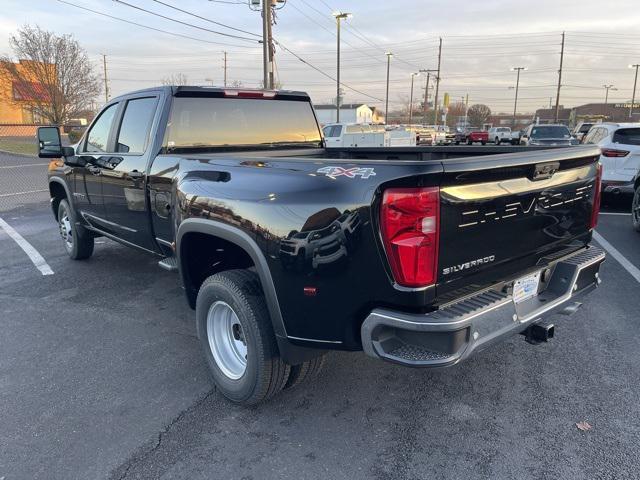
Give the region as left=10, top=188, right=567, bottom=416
left=511, top=67, right=526, bottom=127
left=385, top=52, right=393, bottom=125
left=630, top=64, right=640, bottom=119
left=333, top=12, right=351, bottom=123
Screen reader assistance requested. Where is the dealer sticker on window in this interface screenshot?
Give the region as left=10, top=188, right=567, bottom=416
left=513, top=271, right=541, bottom=304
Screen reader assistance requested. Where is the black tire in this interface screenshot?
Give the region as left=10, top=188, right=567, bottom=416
left=196, top=269, right=290, bottom=405
left=284, top=354, right=326, bottom=390
left=481, top=141, right=487, bottom=145
left=495, top=137, right=501, bottom=145
left=632, top=185, right=640, bottom=232
left=57, top=199, right=94, bottom=260
left=454, top=141, right=460, bottom=145
left=467, top=139, right=472, bottom=145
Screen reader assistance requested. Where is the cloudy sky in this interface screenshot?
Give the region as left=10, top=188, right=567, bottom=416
left=2, top=0, right=640, bottom=114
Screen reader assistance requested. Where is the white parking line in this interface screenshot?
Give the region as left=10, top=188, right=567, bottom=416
left=0, top=163, right=48, bottom=169
left=0, top=217, right=54, bottom=276
left=0, top=189, right=48, bottom=198
left=593, top=231, right=640, bottom=283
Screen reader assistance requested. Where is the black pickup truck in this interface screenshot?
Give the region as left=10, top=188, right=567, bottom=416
left=37, top=86, right=605, bottom=405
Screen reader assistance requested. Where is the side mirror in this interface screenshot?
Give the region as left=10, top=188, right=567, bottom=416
left=37, top=126, right=63, bottom=158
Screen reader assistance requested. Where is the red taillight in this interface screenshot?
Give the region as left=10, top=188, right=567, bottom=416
left=601, top=148, right=630, bottom=157
left=590, top=163, right=602, bottom=230
left=380, top=187, right=440, bottom=287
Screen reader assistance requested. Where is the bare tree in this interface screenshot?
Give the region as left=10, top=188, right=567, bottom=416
left=161, top=73, right=188, bottom=86
left=467, top=104, right=492, bottom=127
left=446, top=101, right=467, bottom=128
left=0, top=25, right=100, bottom=124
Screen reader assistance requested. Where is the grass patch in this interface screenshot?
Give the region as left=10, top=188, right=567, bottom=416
left=0, top=139, right=38, bottom=156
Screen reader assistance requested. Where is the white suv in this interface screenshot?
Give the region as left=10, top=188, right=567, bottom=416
left=488, top=127, right=511, bottom=145
left=583, top=123, right=640, bottom=195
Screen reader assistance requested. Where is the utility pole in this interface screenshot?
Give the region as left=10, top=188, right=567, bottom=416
left=554, top=31, right=565, bottom=123
left=433, top=37, right=442, bottom=125
left=261, top=0, right=270, bottom=89
left=422, top=72, right=430, bottom=124
left=409, top=72, right=417, bottom=125
left=267, top=6, right=274, bottom=89
left=223, top=51, right=228, bottom=87
left=603, top=84, right=617, bottom=117
left=385, top=52, right=393, bottom=125
left=629, top=64, right=640, bottom=119
left=512, top=67, right=526, bottom=127
left=421, top=69, right=437, bottom=124
left=333, top=12, right=351, bottom=123
left=464, top=94, right=469, bottom=127
left=102, top=54, right=109, bottom=103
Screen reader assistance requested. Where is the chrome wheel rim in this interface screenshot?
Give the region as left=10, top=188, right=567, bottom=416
left=206, top=301, right=247, bottom=380
left=59, top=211, right=73, bottom=252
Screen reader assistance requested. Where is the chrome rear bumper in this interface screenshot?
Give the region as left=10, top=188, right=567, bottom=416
left=361, top=246, right=605, bottom=367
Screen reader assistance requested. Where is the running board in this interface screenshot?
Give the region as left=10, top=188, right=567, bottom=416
left=158, top=257, right=178, bottom=272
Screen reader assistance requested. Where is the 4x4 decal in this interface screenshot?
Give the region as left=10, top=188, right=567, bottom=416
left=317, top=166, right=376, bottom=179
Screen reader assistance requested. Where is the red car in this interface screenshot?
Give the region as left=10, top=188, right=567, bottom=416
left=455, top=127, right=488, bottom=145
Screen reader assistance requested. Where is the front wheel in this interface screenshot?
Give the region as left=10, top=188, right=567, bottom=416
left=196, top=270, right=290, bottom=405
left=481, top=141, right=487, bottom=145
left=632, top=185, right=640, bottom=232
left=57, top=199, right=94, bottom=260
left=495, top=137, right=501, bottom=145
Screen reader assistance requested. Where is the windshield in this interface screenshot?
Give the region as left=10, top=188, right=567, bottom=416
left=530, top=126, right=571, bottom=138
left=165, top=97, right=322, bottom=150
left=578, top=123, right=593, bottom=133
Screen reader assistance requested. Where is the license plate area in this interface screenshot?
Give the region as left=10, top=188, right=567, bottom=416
left=513, top=271, right=541, bottom=304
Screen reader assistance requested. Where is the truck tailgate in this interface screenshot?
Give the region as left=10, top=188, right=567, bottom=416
left=437, top=146, right=601, bottom=295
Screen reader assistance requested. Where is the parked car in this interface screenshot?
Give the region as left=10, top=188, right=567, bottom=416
left=455, top=127, right=488, bottom=145
left=323, top=123, right=385, bottom=148
left=424, top=125, right=447, bottom=145
left=38, top=86, right=605, bottom=405
left=403, top=124, right=436, bottom=145
left=520, top=124, right=573, bottom=146
left=583, top=122, right=640, bottom=195
left=443, top=125, right=456, bottom=145
left=573, top=121, right=595, bottom=143
left=488, top=127, right=512, bottom=145
left=510, top=129, right=523, bottom=145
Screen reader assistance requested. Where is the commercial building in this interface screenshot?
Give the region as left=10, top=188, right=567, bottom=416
left=0, top=59, right=52, bottom=125
left=534, top=103, right=640, bottom=126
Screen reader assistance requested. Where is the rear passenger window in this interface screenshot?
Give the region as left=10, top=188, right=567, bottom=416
left=613, top=128, right=640, bottom=146
left=116, top=97, right=158, bottom=154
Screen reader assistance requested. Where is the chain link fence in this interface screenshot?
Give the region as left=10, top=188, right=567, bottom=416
left=0, top=124, right=85, bottom=213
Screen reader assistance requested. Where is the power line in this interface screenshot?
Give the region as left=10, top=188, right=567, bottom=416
left=150, top=0, right=261, bottom=37
left=112, top=0, right=259, bottom=42
left=55, top=0, right=257, bottom=48
left=274, top=39, right=385, bottom=102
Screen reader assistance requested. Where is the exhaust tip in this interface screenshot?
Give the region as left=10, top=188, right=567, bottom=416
left=560, top=302, right=582, bottom=316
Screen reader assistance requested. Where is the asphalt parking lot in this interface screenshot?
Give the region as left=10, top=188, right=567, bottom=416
left=1, top=152, right=640, bottom=480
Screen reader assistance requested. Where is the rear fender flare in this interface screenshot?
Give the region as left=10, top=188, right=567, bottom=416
left=176, top=218, right=286, bottom=338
